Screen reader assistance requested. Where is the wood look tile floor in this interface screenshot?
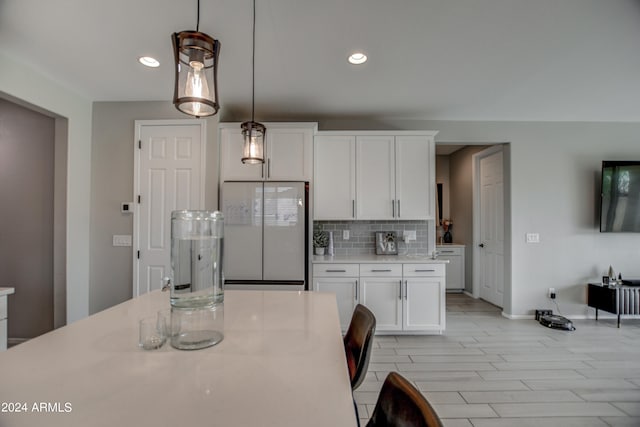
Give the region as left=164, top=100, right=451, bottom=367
left=354, top=293, right=640, bottom=427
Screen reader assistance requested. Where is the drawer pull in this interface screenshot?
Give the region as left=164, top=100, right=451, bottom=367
left=415, top=269, right=435, bottom=272
left=371, top=269, right=393, bottom=273
left=440, top=250, right=454, bottom=254
left=326, top=269, right=347, bottom=273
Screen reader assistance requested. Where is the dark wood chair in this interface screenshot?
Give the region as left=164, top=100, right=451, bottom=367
left=366, top=372, right=443, bottom=427
left=343, top=304, right=376, bottom=391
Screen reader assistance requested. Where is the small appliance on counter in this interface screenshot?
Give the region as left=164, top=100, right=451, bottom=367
left=375, top=231, right=398, bottom=255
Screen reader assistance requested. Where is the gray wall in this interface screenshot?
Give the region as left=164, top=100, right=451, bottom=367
left=0, top=99, right=54, bottom=338
left=1, top=53, right=93, bottom=324
left=90, top=101, right=219, bottom=314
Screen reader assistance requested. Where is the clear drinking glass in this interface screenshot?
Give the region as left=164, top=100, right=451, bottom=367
left=139, top=314, right=167, bottom=350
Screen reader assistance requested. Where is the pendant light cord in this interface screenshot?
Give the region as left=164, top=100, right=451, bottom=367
left=251, top=0, right=256, bottom=122
left=196, top=0, right=200, bottom=32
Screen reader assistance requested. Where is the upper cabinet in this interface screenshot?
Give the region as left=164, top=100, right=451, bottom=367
left=220, top=123, right=316, bottom=181
left=394, top=136, right=436, bottom=220
left=313, top=135, right=356, bottom=220
left=314, top=131, right=437, bottom=220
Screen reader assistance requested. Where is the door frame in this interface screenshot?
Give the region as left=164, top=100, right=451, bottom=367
left=132, top=119, right=207, bottom=297
left=472, top=144, right=512, bottom=314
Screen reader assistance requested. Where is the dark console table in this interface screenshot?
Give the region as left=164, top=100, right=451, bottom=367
left=587, top=283, right=640, bottom=328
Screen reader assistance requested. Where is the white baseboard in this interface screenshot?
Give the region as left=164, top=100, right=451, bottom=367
left=502, top=312, right=535, bottom=320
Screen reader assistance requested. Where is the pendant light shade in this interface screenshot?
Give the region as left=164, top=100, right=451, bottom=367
left=241, top=0, right=266, bottom=164
left=172, top=30, right=220, bottom=118
left=241, top=121, right=266, bottom=164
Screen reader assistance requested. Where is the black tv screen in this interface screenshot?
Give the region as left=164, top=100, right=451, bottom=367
left=600, top=161, right=640, bottom=232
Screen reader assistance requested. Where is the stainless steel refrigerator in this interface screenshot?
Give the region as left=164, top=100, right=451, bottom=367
left=221, top=181, right=308, bottom=290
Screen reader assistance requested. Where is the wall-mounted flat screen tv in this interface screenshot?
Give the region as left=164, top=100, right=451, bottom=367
left=600, top=161, right=640, bottom=232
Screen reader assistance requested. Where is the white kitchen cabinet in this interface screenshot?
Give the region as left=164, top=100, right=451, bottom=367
left=313, top=136, right=356, bottom=220
left=359, top=263, right=403, bottom=331
left=312, top=263, right=359, bottom=331
left=359, top=263, right=445, bottom=333
left=360, top=277, right=403, bottom=331
left=314, top=131, right=437, bottom=220
left=220, top=122, right=315, bottom=181
left=437, top=245, right=465, bottom=290
left=403, top=264, right=446, bottom=332
left=356, top=136, right=396, bottom=219
left=395, top=136, right=435, bottom=220
left=313, top=259, right=446, bottom=334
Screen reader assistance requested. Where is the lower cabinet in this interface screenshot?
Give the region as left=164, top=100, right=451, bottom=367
left=0, top=296, right=7, bottom=351
left=404, top=278, right=445, bottom=332
left=360, top=277, right=403, bottom=331
left=436, top=245, right=465, bottom=290
left=312, top=263, right=359, bottom=331
left=313, top=262, right=445, bottom=334
left=314, top=278, right=358, bottom=331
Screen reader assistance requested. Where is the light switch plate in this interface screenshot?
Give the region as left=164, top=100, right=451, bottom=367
left=343, top=230, right=350, bottom=240
left=526, top=233, right=540, bottom=243
left=405, top=230, right=417, bottom=241
left=113, top=235, right=132, bottom=247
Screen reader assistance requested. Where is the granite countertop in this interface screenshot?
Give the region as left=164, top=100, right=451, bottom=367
left=312, top=254, right=448, bottom=264
left=0, top=287, right=15, bottom=297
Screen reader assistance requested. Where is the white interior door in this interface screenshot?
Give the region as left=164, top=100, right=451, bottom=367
left=134, top=120, right=205, bottom=296
left=478, top=150, right=504, bottom=307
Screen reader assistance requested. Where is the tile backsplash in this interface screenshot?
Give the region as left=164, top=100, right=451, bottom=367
left=314, top=220, right=434, bottom=256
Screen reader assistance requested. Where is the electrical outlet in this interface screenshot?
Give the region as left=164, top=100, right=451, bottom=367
left=343, top=230, right=350, bottom=240
left=403, top=230, right=416, bottom=241
left=548, top=287, right=556, bottom=299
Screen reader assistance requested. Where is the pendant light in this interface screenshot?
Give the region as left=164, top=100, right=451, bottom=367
left=241, top=0, right=266, bottom=164
left=172, top=0, right=220, bottom=118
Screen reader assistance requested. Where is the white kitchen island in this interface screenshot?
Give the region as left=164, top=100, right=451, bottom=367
left=0, top=290, right=356, bottom=427
left=1, top=287, right=15, bottom=351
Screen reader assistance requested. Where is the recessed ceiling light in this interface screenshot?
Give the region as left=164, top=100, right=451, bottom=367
left=348, top=52, right=367, bottom=65
left=139, top=56, right=160, bottom=68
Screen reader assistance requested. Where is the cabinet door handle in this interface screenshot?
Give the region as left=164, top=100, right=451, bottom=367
left=405, top=280, right=408, bottom=300
left=352, top=200, right=355, bottom=218
left=267, top=158, right=271, bottom=178
left=398, top=280, right=402, bottom=299
left=355, top=280, right=358, bottom=301
left=326, top=269, right=347, bottom=273
left=392, top=200, right=395, bottom=217
left=415, top=269, right=435, bottom=272
left=397, top=200, right=401, bottom=218
left=371, top=269, right=392, bottom=273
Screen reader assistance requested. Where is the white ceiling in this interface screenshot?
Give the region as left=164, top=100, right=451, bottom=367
left=1, top=0, right=640, bottom=123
